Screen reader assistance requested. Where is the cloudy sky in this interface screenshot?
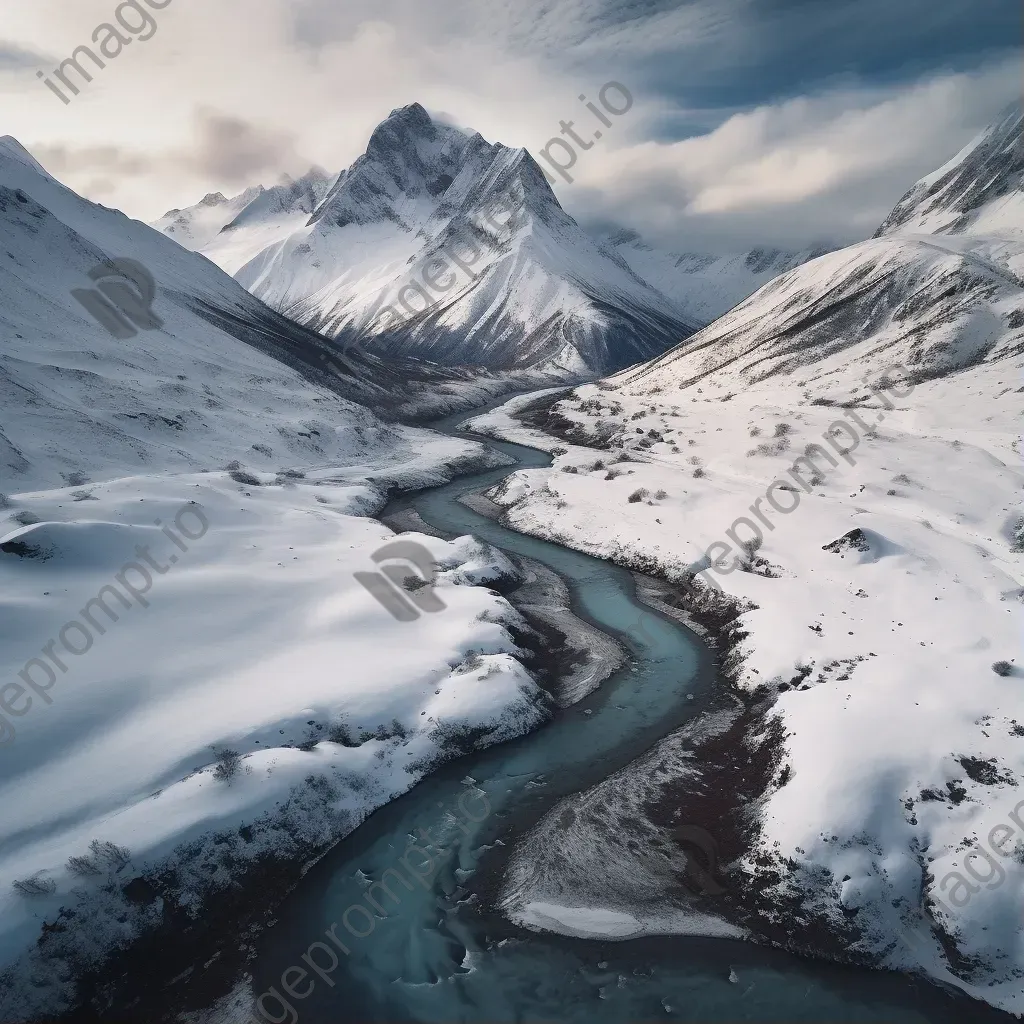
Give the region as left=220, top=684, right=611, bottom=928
left=2, top=0, right=1020, bottom=252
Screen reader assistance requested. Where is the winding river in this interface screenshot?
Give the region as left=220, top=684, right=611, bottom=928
left=250, top=395, right=1008, bottom=1023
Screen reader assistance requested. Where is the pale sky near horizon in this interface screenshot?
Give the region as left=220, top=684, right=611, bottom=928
left=1, top=0, right=1020, bottom=253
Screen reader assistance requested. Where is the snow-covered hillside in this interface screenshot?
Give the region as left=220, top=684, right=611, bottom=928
left=156, top=104, right=700, bottom=374
left=0, top=137, right=554, bottom=1018
left=624, top=112, right=1024, bottom=399
left=0, top=135, right=543, bottom=495
left=465, top=106, right=1024, bottom=1015
left=605, top=228, right=831, bottom=324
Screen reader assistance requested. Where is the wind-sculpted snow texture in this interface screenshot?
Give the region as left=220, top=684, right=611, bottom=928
left=156, top=104, right=701, bottom=374
left=468, top=107, right=1024, bottom=1016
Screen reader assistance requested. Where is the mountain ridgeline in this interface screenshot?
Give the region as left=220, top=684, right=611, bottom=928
left=156, top=104, right=703, bottom=375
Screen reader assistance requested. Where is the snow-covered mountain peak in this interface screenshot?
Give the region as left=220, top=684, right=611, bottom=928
left=155, top=104, right=699, bottom=373
left=222, top=169, right=330, bottom=233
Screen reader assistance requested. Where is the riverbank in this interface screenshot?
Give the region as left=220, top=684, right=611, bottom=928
left=0, top=391, right=615, bottom=1024
left=465, top=381, right=1024, bottom=1017
left=244, top=394, right=1012, bottom=1024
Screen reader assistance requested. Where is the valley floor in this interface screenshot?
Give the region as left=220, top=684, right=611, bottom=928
left=467, top=374, right=1024, bottom=1016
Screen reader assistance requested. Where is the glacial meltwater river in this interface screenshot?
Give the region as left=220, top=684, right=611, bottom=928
left=250, top=396, right=1008, bottom=1023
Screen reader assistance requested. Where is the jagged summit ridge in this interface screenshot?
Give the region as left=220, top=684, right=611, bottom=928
left=155, top=103, right=700, bottom=373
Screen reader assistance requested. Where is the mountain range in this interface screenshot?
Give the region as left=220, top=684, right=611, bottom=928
left=154, top=104, right=775, bottom=374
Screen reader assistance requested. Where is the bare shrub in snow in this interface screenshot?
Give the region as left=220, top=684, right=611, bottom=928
left=1010, top=516, right=1024, bottom=553
left=774, top=422, right=792, bottom=437
left=740, top=537, right=763, bottom=569
left=328, top=721, right=358, bottom=747
left=212, top=749, right=242, bottom=781
left=12, top=876, right=56, bottom=897
left=67, top=854, right=102, bottom=877
left=992, top=661, right=1014, bottom=677
left=89, top=839, right=132, bottom=872
left=693, top=467, right=705, bottom=478
left=61, top=471, right=89, bottom=487
left=0, top=493, right=9, bottom=508
left=229, top=468, right=262, bottom=486
left=251, top=443, right=273, bottom=457
left=628, top=488, right=649, bottom=503
left=654, top=489, right=668, bottom=499
left=749, top=426, right=761, bottom=437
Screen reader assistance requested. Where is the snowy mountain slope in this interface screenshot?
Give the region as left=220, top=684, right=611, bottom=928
left=459, top=107, right=1024, bottom=1015
left=623, top=105, right=1024, bottom=399
left=0, top=137, right=536, bottom=494
left=606, top=228, right=832, bottom=324
left=623, top=233, right=1023, bottom=400
left=0, top=139, right=561, bottom=1017
left=157, top=104, right=701, bottom=374
left=152, top=184, right=266, bottom=251
left=469, top=371, right=1024, bottom=1014
left=875, top=103, right=1023, bottom=241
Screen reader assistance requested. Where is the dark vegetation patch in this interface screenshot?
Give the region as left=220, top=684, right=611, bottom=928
left=822, top=528, right=871, bottom=555
left=514, top=391, right=618, bottom=451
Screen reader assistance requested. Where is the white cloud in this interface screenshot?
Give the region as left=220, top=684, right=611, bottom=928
left=564, top=58, right=1022, bottom=251
left=0, top=0, right=1018, bottom=252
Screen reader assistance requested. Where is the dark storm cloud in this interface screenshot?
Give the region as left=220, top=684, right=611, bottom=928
left=572, top=0, right=1022, bottom=130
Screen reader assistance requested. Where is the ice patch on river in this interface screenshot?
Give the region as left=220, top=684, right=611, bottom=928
left=512, top=901, right=743, bottom=941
